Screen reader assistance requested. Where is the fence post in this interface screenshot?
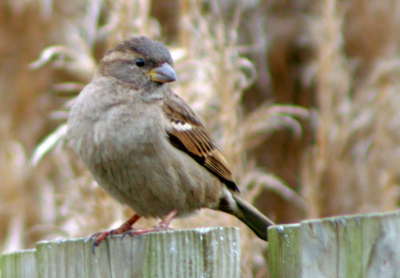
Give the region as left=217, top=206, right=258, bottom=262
left=268, top=210, right=400, bottom=277
left=1, top=227, right=241, bottom=278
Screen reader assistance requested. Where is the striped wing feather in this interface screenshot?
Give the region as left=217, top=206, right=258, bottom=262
left=163, top=91, right=239, bottom=192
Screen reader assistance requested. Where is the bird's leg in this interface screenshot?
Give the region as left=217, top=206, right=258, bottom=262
left=155, top=209, right=177, bottom=230
left=90, top=214, right=141, bottom=253
left=122, top=210, right=178, bottom=238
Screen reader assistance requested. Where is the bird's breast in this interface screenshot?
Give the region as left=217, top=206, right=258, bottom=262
left=69, top=100, right=222, bottom=218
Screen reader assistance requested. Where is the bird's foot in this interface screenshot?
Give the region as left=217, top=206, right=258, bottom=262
left=121, top=210, right=178, bottom=238
left=120, top=224, right=174, bottom=239
left=90, top=214, right=141, bottom=254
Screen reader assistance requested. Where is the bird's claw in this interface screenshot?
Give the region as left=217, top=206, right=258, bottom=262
left=91, top=240, right=99, bottom=254
left=89, top=227, right=132, bottom=254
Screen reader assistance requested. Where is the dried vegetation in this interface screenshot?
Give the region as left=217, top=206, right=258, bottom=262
left=1, top=0, right=400, bottom=276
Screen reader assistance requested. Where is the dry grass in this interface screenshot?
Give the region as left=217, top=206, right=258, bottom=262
left=1, top=0, right=400, bottom=276
left=303, top=0, right=400, bottom=218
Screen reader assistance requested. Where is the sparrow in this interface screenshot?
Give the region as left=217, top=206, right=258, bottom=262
left=67, top=36, right=274, bottom=250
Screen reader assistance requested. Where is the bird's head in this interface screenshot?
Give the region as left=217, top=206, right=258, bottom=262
left=98, top=36, right=177, bottom=88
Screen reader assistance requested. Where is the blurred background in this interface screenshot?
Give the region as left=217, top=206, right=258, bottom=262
left=1, top=0, right=400, bottom=276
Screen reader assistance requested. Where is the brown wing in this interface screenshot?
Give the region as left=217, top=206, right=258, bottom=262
left=163, top=91, right=239, bottom=192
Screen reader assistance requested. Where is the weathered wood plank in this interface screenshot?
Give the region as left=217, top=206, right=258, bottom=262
left=268, top=210, right=400, bottom=277
left=268, top=223, right=301, bottom=278
left=337, top=215, right=363, bottom=277
left=362, top=212, right=400, bottom=278
left=0, top=249, right=36, bottom=278
left=0, top=227, right=241, bottom=278
left=301, top=217, right=339, bottom=277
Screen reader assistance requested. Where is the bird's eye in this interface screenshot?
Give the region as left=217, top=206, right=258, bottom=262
left=135, top=58, right=145, bottom=67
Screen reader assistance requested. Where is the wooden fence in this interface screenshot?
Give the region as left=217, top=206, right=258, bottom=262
left=1, top=210, right=400, bottom=277
left=0, top=227, right=241, bottom=278
left=269, top=210, right=400, bottom=277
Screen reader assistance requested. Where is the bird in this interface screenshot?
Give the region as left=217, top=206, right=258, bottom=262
left=67, top=35, right=274, bottom=250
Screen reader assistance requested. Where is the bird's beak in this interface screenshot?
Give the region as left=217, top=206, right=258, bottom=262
left=147, top=63, right=177, bottom=83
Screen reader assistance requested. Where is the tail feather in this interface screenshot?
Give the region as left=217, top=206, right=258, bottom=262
left=230, top=193, right=274, bottom=241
